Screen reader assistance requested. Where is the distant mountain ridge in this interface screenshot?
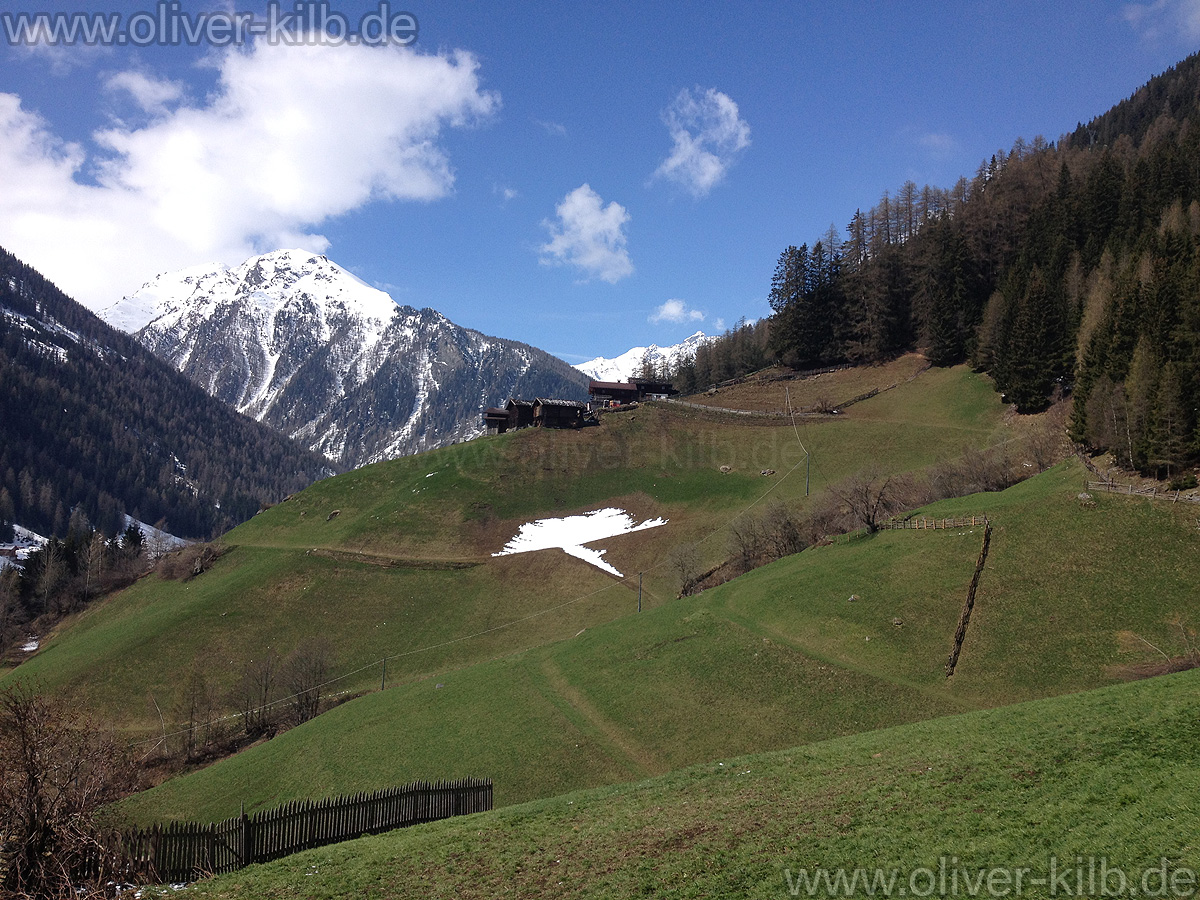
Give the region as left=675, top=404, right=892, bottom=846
left=576, top=331, right=710, bottom=383
left=98, top=251, right=588, bottom=468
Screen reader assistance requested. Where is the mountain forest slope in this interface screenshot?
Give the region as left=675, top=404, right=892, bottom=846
left=0, top=248, right=334, bottom=541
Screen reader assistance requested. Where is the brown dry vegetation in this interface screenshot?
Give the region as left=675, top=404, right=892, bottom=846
left=680, top=353, right=930, bottom=413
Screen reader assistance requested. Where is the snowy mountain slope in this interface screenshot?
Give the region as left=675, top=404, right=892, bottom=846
left=102, top=251, right=587, bottom=468
left=575, top=331, right=711, bottom=383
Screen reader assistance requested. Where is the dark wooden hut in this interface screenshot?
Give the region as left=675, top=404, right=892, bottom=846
left=505, top=398, right=535, bottom=430
left=533, top=398, right=587, bottom=428
left=483, top=407, right=510, bottom=434
left=633, top=379, right=678, bottom=399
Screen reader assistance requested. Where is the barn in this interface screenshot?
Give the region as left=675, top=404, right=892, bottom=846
left=505, top=398, right=535, bottom=430
left=587, top=379, right=678, bottom=408
left=533, top=398, right=587, bottom=428
left=588, top=380, right=641, bottom=406
left=484, top=407, right=510, bottom=434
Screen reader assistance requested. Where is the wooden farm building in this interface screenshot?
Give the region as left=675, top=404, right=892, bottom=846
left=587, top=379, right=678, bottom=407
left=483, top=396, right=589, bottom=433
left=506, top=398, right=535, bottom=429
left=483, top=407, right=509, bottom=435
left=533, top=397, right=587, bottom=428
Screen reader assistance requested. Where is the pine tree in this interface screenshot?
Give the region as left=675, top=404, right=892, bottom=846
left=1148, top=361, right=1189, bottom=477
left=1122, top=336, right=1160, bottom=471
left=1000, top=269, right=1070, bottom=412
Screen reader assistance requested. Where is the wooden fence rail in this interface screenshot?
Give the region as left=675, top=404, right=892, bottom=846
left=880, top=515, right=990, bottom=531
left=1084, top=480, right=1200, bottom=504
left=76, top=778, right=492, bottom=886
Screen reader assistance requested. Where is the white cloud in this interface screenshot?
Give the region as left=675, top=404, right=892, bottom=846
left=105, top=70, right=185, bottom=115
left=494, top=183, right=519, bottom=202
left=1123, top=0, right=1200, bottom=39
left=534, top=118, right=567, bottom=136
left=0, top=42, right=498, bottom=309
left=918, top=131, right=958, bottom=157
left=652, top=87, right=750, bottom=197
left=15, top=40, right=112, bottom=76
left=649, top=298, right=704, bottom=324
left=538, top=184, right=633, bottom=283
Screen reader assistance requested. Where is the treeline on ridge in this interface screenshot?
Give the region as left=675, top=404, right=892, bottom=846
left=662, top=53, right=1200, bottom=479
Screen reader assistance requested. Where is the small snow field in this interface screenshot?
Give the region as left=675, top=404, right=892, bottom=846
left=1, top=524, right=48, bottom=563
left=492, top=508, right=667, bottom=577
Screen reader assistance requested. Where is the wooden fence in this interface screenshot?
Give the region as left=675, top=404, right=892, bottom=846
left=881, top=515, right=990, bottom=531
left=1084, top=480, right=1200, bottom=504
left=80, top=778, right=492, bottom=886
left=946, top=522, right=993, bottom=678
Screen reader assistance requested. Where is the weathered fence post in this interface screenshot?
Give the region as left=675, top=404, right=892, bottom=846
left=239, top=802, right=251, bottom=869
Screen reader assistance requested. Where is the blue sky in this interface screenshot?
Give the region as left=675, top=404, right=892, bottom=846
left=0, top=1, right=1198, bottom=363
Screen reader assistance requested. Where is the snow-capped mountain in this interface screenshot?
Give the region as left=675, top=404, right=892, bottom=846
left=575, top=331, right=711, bottom=383
left=99, top=250, right=587, bottom=468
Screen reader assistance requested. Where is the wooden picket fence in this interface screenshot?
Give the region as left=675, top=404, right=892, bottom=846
left=881, top=515, right=989, bottom=531
left=80, top=778, right=492, bottom=885
left=1084, top=480, right=1200, bottom=504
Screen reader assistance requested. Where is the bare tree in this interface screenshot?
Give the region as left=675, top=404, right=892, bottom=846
left=668, top=543, right=702, bottom=596
left=727, top=515, right=765, bottom=575
left=78, top=530, right=107, bottom=605
left=36, top=540, right=66, bottom=619
left=285, top=639, right=333, bottom=725
left=172, top=667, right=216, bottom=760
left=798, top=491, right=852, bottom=544
left=234, top=651, right=280, bottom=738
left=144, top=519, right=175, bottom=561
left=828, top=468, right=909, bottom=533
left=762, top=500, right=806, bottom=559
left=0, top=686, right=134, bottom=898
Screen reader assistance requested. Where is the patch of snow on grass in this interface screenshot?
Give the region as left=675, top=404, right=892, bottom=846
left=493, top=508, right=667, bottom=577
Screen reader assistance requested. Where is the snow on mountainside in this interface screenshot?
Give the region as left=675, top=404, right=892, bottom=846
left=100, top=250, right=587, bottom=468
left=575, top=331, right=711, bottom=383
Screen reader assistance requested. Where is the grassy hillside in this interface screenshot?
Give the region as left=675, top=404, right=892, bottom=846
left=116, top=458, right=1200, bottom=825
left=5, top=364, right=1006, bottom=729
left=12, top=359, right=1198, bottom=842
left=184, top=666, right=1200, bottom=899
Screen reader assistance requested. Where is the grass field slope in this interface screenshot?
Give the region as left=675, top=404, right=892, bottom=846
left=6, top=363, right=1005, bottom=727
left=9, top=361, right=1198, bottom=840
left=117, top=457, right=1200, bottom=825
left=184, top=667, right=1200, bottom=899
